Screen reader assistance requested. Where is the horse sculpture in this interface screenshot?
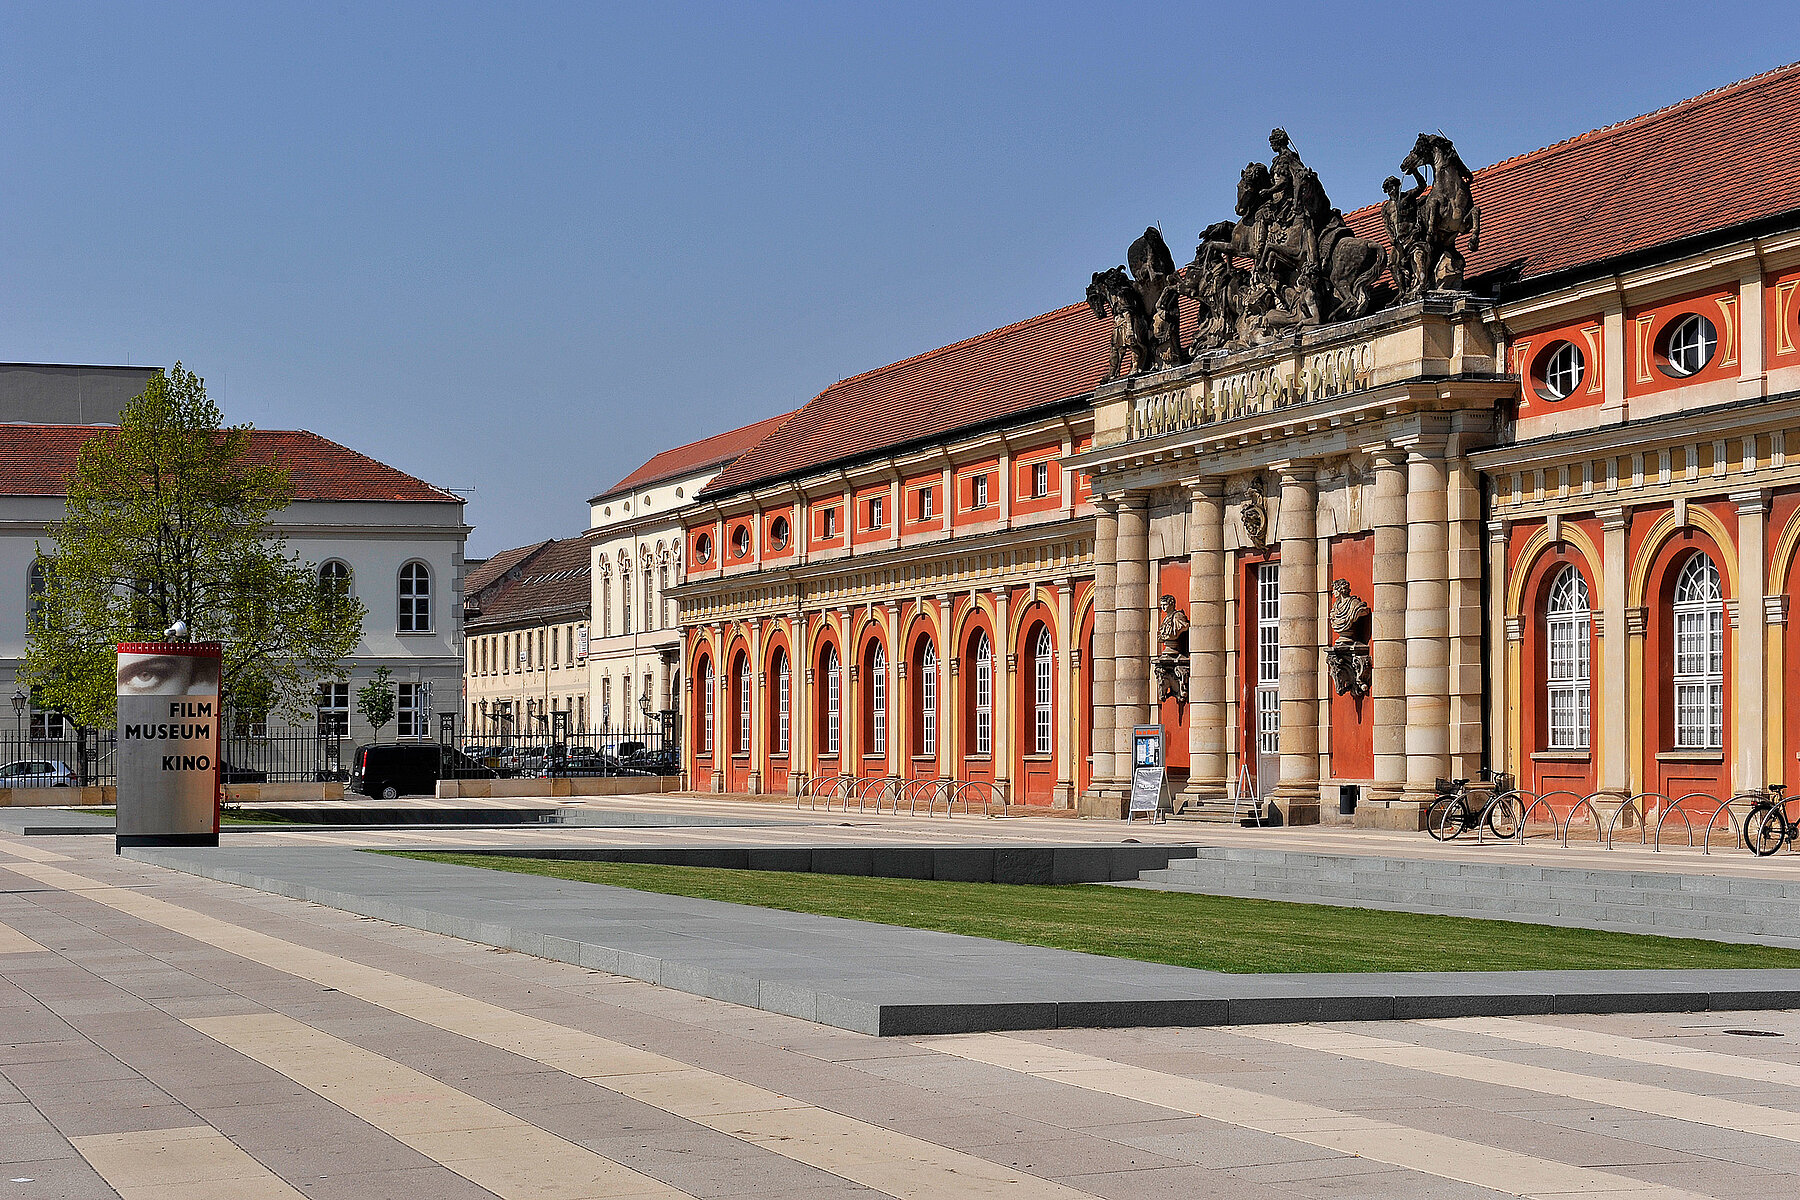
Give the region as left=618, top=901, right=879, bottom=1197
left=1400, top=132, right=1481, bottom=291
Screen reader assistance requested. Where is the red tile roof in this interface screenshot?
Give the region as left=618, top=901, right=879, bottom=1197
left=465, top=534, right=594, bottom=630
left=0, top=425, right=460, bottom=502
left=465, top=540, right=552, bottom=598
left=593, top=410, right=796, bottom=503
left=704, top=63, right=1800, bottom=500
left=1341, top=60, right=1800, bottom=286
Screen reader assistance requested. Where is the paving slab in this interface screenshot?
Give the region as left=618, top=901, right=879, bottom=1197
left=127, top=843, right=1800, bottom=1037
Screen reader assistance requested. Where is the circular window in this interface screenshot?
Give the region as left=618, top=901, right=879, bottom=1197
left=769, top=515, right=789, bottom=550
left=731, top=525, right=751, bottom=558
left=1537, top=341, right=1584, bottom=401
left=694, top=533, right=712, bottom=564
left=1660, top=313, right=1718, bottom=378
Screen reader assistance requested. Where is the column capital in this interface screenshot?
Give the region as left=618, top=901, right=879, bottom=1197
left=1268, top=459, right=1318, bottom=484
left=1486, top=518, right=1510, bottom=543
left=1625, top=606, right=1648, bottom=637
left=1369, top=444, right=1409, bottom=469
left=1180, top=475, right=1228, bottom=499
left=1594, top=504, right=1630, bottom=532
left=1767, top=595, right=1790, bottom=626
left=1730, top=488, right=1770, bottom=516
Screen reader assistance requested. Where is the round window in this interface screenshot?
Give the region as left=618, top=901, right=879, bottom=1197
left=1537, top=341, right=1584, bottom=401
left=1661, top=313, right=1718, bottom=378
left=694, top=533, right=712, bottom=564
left=731, top=526, right=751, bottom=558
left=769, top=515, right=790, bottom=550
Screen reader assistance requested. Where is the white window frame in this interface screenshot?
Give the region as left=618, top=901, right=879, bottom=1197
left=700, top=662, right=714, bottom=754
left=869, top=642, right=887, bottom=755
left=1256, top=563, right=1280, bottom=757
left=919, top=640, right=937, bottom=756
left=1672, top=554, right=1725, bottom=750
left=775, top=651, right=790, bottom=755
left=1031, top=462, right=1049, bottom=499
left=1544, top=566, right=1592, bottom=750
left=973, top=632, right=993, bottom=756
left=823, top=647, right=841, bottom=755
left=317, top=683, right=349, bottom=737
left=396, top=682, right=426, bottom=739
left=397, top=562, right=432, bottom=632
left=972, top=474, right=990, bottom=510
left=918, top=487, right=934, bottom=520
left=1542, top=342, right=1584, bottom=399
left=1033, top=627, right=1053, bottom=754
left=1665, top=313, right=1717, bottom=377
left=868, top=496, right=884, bottom=530
left=737, top=661, right=751, bottom=754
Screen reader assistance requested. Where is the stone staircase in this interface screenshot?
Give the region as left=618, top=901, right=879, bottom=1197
left=1124, top=845, right=1800, bottom=946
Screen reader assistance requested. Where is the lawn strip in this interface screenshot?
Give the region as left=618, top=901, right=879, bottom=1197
left=376, top=851, right=1800, bottom=974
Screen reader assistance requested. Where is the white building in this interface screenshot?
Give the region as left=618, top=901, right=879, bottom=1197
left=0, top=364, right=469, bottom=756
left=586, top=412, right=790, bottom=733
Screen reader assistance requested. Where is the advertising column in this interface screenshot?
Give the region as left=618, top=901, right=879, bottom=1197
left=115, top=641, right=222, bottom=848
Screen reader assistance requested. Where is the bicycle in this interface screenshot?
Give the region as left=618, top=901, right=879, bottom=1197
left=1426, top=774, right=1517, bottom=841
left=1744, top=784, right=1793, bottom=857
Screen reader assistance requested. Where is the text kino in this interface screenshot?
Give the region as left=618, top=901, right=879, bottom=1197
left=1127, top=341, right=1375, bottom=442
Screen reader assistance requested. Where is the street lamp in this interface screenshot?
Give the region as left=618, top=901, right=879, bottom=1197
left=10, top=690, right=25, bottom=743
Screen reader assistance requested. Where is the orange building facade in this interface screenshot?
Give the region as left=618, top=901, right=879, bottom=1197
left=676, top=64, right=1800, bottom=825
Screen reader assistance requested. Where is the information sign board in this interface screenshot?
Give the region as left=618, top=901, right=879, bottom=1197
left=115, top=641, right=222, bottom=847
left=1129, top=724, right=1167, bottom=819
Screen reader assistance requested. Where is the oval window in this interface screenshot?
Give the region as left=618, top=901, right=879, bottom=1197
left=769, top=515, right=790, bottom=550
left=1536, top=341, right=1584, bottom=401
left=1660, top=313, right=1717, bottom=378
left=694, top=533, right=712, bottom=564
left=731, top=525, right=751, bottom=558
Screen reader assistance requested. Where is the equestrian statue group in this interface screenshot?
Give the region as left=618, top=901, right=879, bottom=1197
left=1086, top=130, right=1480, bottom=380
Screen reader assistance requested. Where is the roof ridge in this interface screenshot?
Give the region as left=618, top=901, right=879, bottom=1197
left=1472, top=60, right=1800, bottom=179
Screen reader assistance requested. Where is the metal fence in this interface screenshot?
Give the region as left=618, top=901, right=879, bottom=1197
left=2, top=720, right=679, bottom=788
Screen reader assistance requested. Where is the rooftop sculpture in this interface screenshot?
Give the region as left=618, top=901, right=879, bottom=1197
left=1090, top=129, right=1480, bottom=376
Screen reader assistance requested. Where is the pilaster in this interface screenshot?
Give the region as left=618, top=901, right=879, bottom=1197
left=1183, top=478, right=1228, bottom=803
left=1403, top=437, right=1451, bottom=808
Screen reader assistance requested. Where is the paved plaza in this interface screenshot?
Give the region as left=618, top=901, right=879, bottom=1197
left=8, top=802, right=1800, bottom=1197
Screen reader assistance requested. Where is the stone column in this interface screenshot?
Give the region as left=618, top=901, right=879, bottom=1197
left=1111, top=493, right=1154, bottom=801
left=993, top=589, right=1012, bottom=801
left=749, top=623, right=765, bottom=793
left=1485, top=521, right=1511, bottom=783
left=1597, top=507, right=1631, bottom=798
left=1272, top=465, right=1321, bottom=824
left=935, top=596, right=953, bottom=780
left=1445, top=457, right=1485, bottom=780
left=1079, top=499, right=1123, bottom=813
left=1368, top=447, right=1409, bottom=809
left=1184, top=478, right=1228, bottom=803
left=1403, top=439, right=1451, bottom=807
left=1734, top=490, right=1768, bottom=795
left=792, top=614, right=812, bottom=793
left=1055, top=579, right=1075, bottom=807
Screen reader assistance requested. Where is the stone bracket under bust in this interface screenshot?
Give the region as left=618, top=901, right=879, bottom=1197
left=1325, top=577, right=1371, bottom=699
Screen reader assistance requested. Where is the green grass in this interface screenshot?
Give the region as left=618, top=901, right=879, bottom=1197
left=376, top=852, right=1800, bottom=974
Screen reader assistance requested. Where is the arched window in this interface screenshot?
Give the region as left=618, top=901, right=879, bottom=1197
left=821, top=645, right=841, bottom=756
left=772, top=649, right=790, bottom=755
left=917, top=638, right=937, bottom=757
left=971, top=631, right=993, bottom=756
left=697, top=659, right=714, bottom=754
left=621, top=566, right=632, bottom=635
left=1672, top=554, right=1724, bottom=750
left=600, top=570, right=612, bottom=636
left=735, top=654, right=751, bottom=753
left=1032, top=626, right=1054, bottom=755
left=1544, top=566, right=1591, bottom=750
left=318, top=560, right=351, bottom=603
left=27, top=559, right=48, bottom=628
left=868, top=641, right=887, bottom=756
left=398, top=562, right=431, bottom=632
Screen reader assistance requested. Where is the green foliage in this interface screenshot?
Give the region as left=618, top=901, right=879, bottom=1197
left=22, top=364, right=366, bottom=727
left=357, top=666, right=395, bottom=740
left=384, top=853, right=1800, bottom=974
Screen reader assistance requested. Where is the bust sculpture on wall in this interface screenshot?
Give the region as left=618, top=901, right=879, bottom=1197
left=1324, top=578, right=1372, bottom=698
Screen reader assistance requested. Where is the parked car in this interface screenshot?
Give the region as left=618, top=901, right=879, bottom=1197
left=621, top=747, right=679, bottom=777
left=221, top=760, right=268, bottom=784
left=538, top=754, right=621, bottom=778
left=348, top=743, right=496, bottom=799
left=0, top=759, right=75, bottom=788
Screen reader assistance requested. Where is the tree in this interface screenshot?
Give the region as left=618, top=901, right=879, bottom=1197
left=23, top=365, right=366, bottom=728
left=357, top=668, right=395, bottom=742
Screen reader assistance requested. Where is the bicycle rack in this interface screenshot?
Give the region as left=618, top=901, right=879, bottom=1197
left=851, top=775, right=901, bottom=814
left=1474, top=788, right=1530, bottom=843
left=949, top=779, right=1008, bottom=817
left=799, top=774, right=857, bottom=812
left=1602, top=792, right=1665, bottom=849
left=1701, top=796, right=1751, bottom=854
left=1652, top=792, right=1726, bottom=852
left=1559, top=791, right=1611, bottom=847
left=900, top=777, right=950, bottom=816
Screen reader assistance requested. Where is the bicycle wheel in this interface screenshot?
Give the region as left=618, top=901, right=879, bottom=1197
left=1427, top=797, right=1466, bottom=840
left=1746, top=803, right=1788, bottom=857
left=1485, top=795, right=1521, bottom=840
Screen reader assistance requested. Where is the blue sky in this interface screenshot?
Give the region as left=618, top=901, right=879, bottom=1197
left=4, top=2, right=1796, bottom=556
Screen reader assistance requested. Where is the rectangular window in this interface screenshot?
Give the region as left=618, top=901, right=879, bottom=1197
left=917, top=487, right=935, bottom=520
left=777, top=665, right=790, bottom=754
left=396, top=683, right=427, bottom=738
left=920, top=652, right=936, bottom=756
left=1256, top=563, right=1280, bottom=757
left=317, top=683, right=349, bottom=737
left=822, top=507, right=838, bottom=538
left=971, top=474, right=989, bottom=509
left=551, top=629, right=559, bottom=668
left=974, top=648, right=993, bottom=756
left=1546, top=613, right=1591, bottom=749
left=737, top=671, right=751, bottom=754
left=871, top=661, right=887, bottom=755
left=868, top=496, right=884, bottom=529
left=1031, top=461, right=1049, bottom=499
left=826, top=665, right=841, bottom=755
left=1034, top=643, right=1052, bottom=755
left=29, top=710, right=68, bottom=741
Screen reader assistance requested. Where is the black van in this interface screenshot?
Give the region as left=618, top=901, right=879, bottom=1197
left=348, top=743, right=495, bottom=799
